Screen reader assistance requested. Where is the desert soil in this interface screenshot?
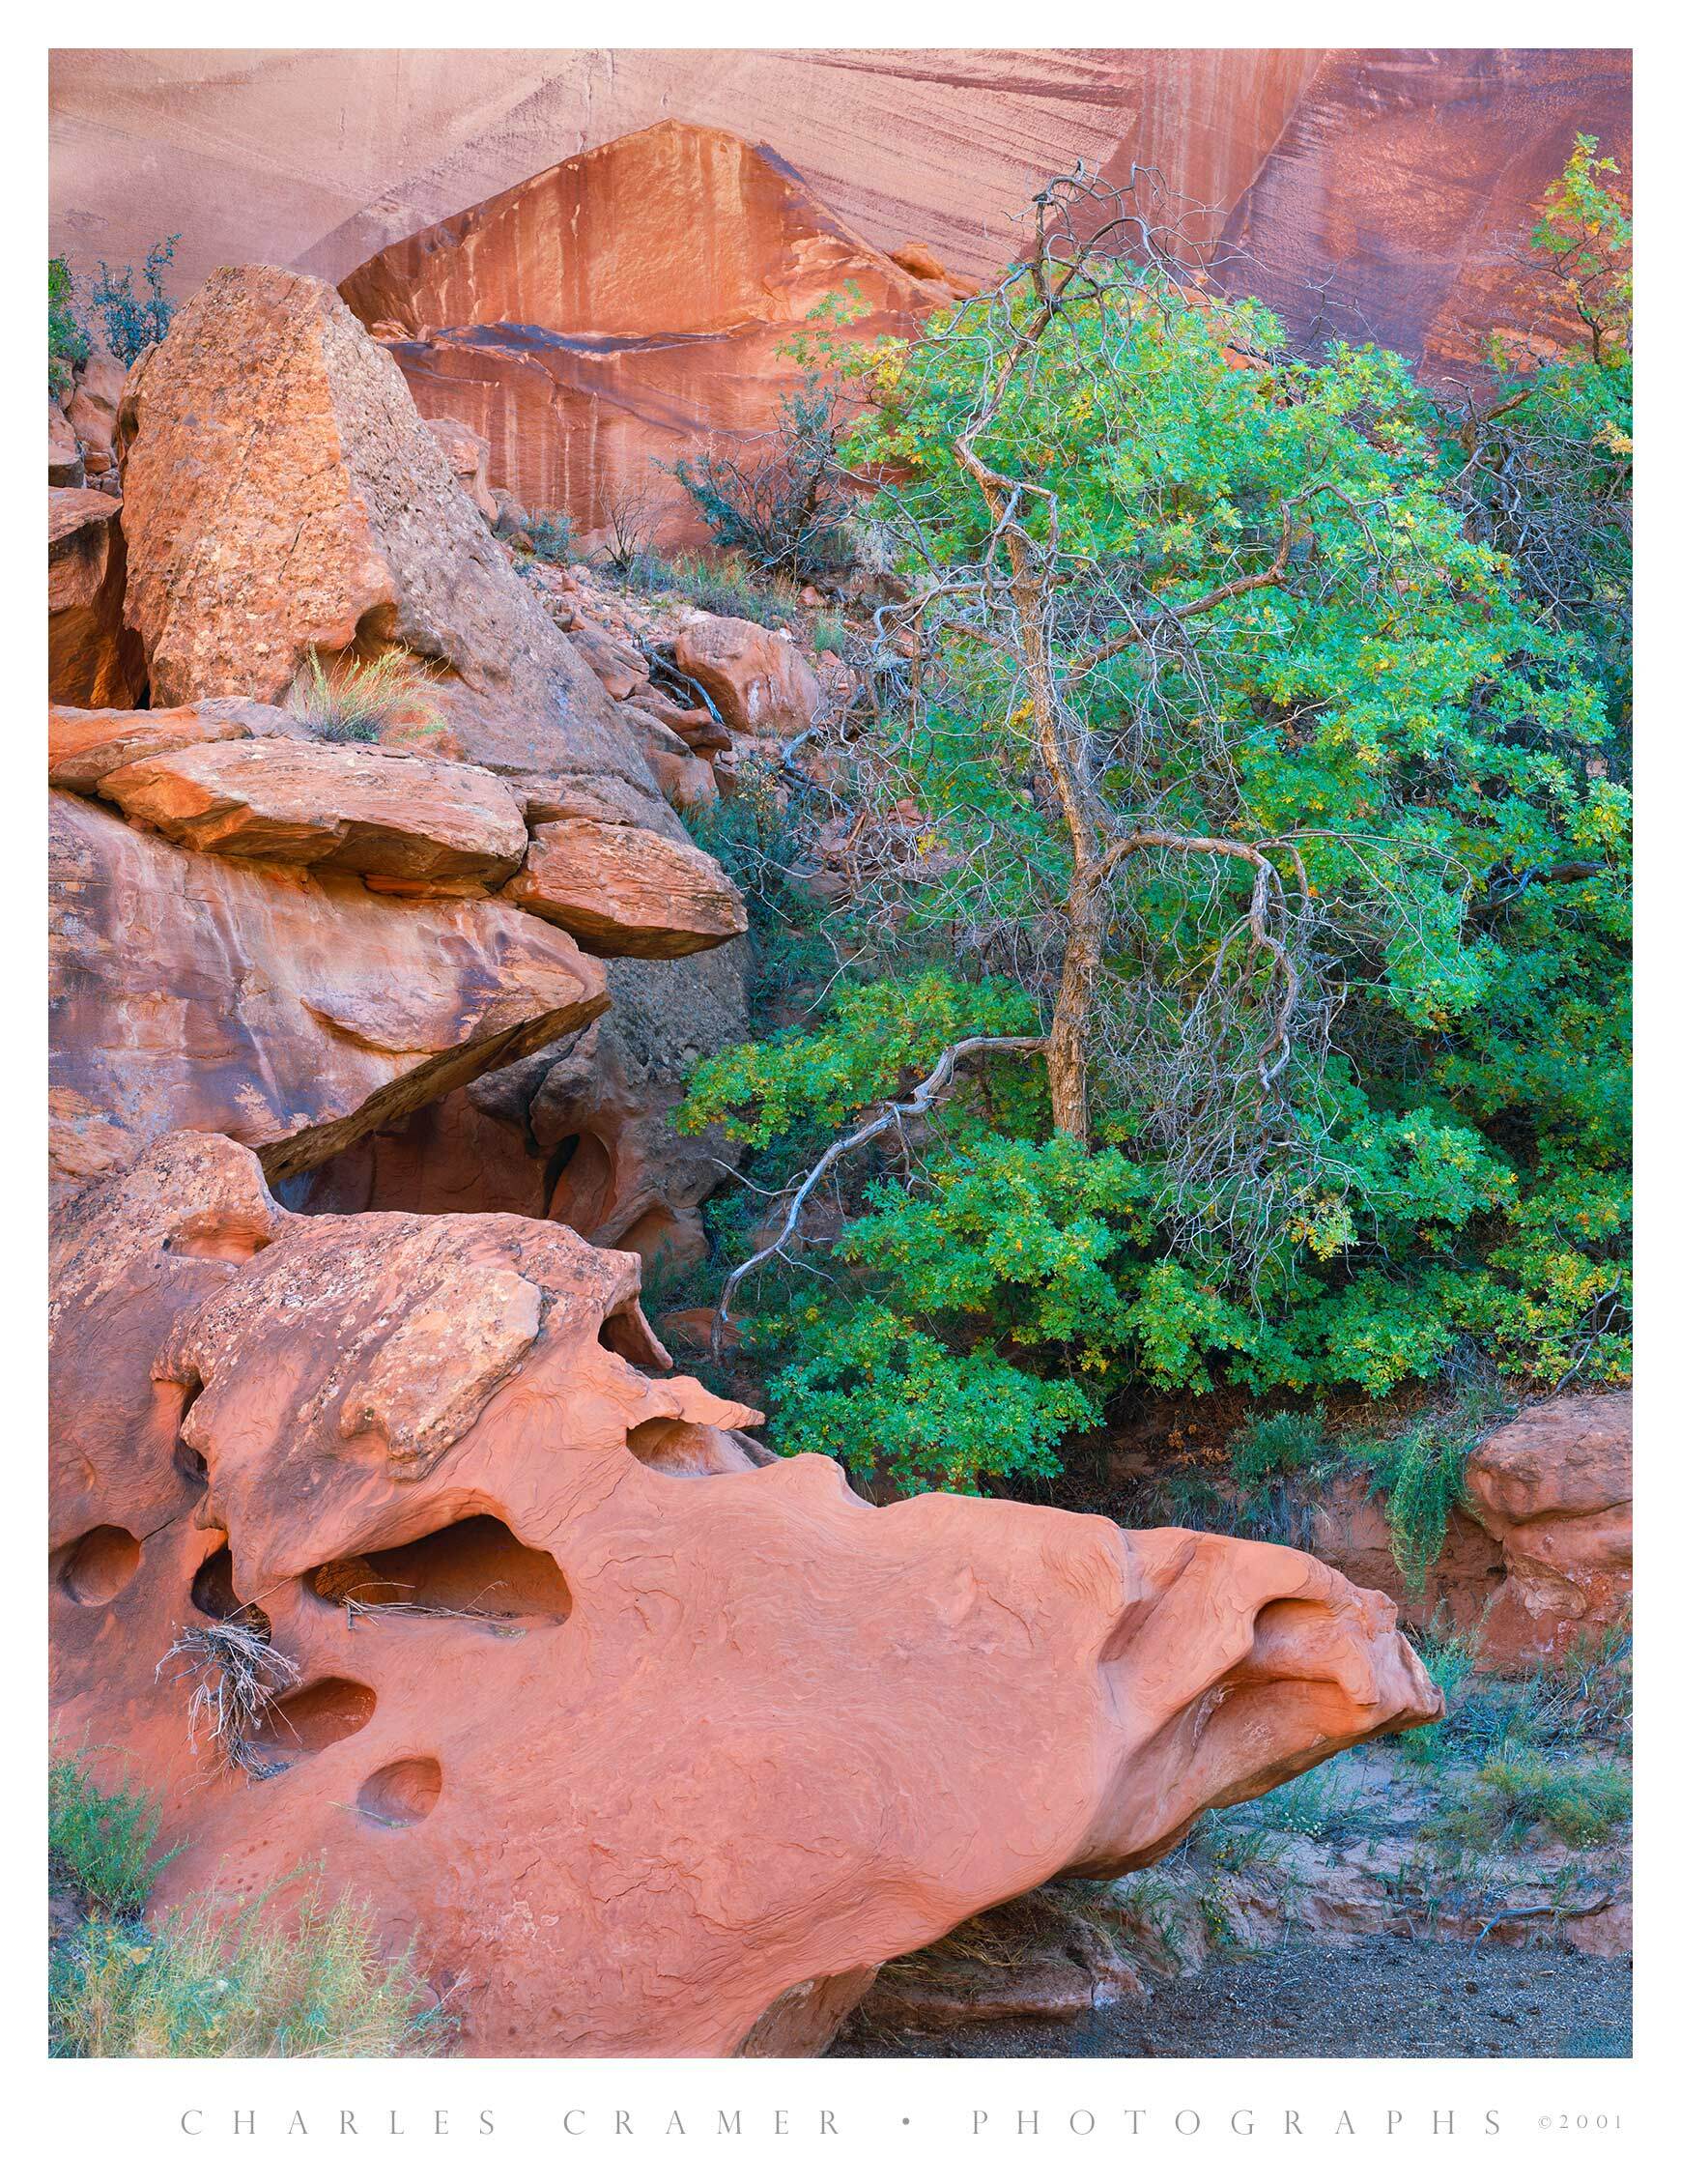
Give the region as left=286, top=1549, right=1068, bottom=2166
left=832, top=1935, right=1632, bottom=2059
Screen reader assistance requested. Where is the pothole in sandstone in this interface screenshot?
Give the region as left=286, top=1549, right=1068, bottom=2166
left=357, top=1755, right=442, bottom=1827
left=626, top=1418, right=759, bottom=1479
left=190, top=1542, right=274, bottom=1642
left=249, top=1677, right=377, bottom=1766
left=307, top=1515, right=572, bottom=1628
left=53, top=1525, right=143, bottom=1605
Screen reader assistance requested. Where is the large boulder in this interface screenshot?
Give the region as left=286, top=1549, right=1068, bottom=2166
left=50, top=1135, right=1439, bottom=2058
left=338, top=121, right=947, bottom=543
left=65, top=343, right=127, bottom=487
left=113, top=263, right=673, bottom=828
left=672, top=613, right=822, bottom=738
left=503, top=817, right=748, bottom=958
left=48, top=489, right=144, bottom=707
left=48, top=790, right=606, bottom=1200
left=98, top=736, right=528, bottom=888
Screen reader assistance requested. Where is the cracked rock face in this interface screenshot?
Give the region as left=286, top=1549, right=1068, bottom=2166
left=50, top=1134, right=1439, bottom=2058
left=47, top=790, right=608, bottom=1199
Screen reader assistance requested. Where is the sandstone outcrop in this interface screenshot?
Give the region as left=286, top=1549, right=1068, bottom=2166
left=338, top=122, right=950, bottom=543
left=113, top=263, right=674, bottom=829
left=53, top=51, right=1629, bottom=389
left=50, top=1133, right=1439, bottom=2057
left=49, top=396, right=83, bottom=487
left=280, top=944, right=750, bottom=1274
left=504, top=817, right=748, bottom=958
left=48, top=790, right=607, bottom=1198
left=424, top=415, right=498, bottom=527
left=65, top=343, right=126, bottom=487
left=1310, top=1391, right=1632, bottom=1669
left=99, top=736, right=529, bottom=888
left=1463, top=1392, right=1632, bottom=1667
left=48, top=489, right=144, bottom=708
left=49, top=698, right=290, bottom=793
left=672, top=614, right=822, bottom=738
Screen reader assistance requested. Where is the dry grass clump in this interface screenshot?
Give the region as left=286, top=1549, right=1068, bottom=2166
left=157, top=1619, right=299, bottom=1778
left=50, top=1877, right=457, bottom=2058
left=285, top=646, right=444, bottom=744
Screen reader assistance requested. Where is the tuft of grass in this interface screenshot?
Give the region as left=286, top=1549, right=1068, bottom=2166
left=644, top=551, right=800, bottom=629
left=157, top=1620, right=299, bottom=1779
left=1227, top=1405, right=1330, bottom=1489
left=286, top=647, right=444, bottom=745
left=812, top=612, right=846, bottom=656
left=49, top=1876, right=456, bottom=2058
left=49, top=1749, right=179, bottom=1916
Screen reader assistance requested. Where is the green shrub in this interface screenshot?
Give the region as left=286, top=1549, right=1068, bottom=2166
left=49, top=1749, right=178, bottom=1915
left=1227, top=1406, right=1329, bottom=1488
left=1354, top=1388, right=1513, bottom=1587
left=812, top=612, right=846, bottom=656
left=286, top=647, right=443, bottom=745
left=526, top=509, right=574, bottom=563
left=88, top=234, right=181, bottom=364
left=49, top=1878, right=453, bottom=2058
left=669, top=369, right=853, bottom=579
left=48, top=256, right=89, bottom=398
left=1426, top=1742, right=1631, bottom=1853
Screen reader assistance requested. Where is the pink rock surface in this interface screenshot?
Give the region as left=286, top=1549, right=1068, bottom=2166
left=50, top=1135, right=1439, bottom=2057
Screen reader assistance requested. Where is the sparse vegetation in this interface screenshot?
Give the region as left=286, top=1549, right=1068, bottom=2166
left=49, top=1749, right=179, bottom=1915
left=50, top=1876, right=455, bottom=2058
left=48, top=255, right=89, bottom=398
left=1227, top=1406, right=1330, bottom=1489
left=285, top=646, right=444, bottom=745
left=526, top=508, right=574, bottom=563
left=1425, top=1743, right=1631, bottom=1854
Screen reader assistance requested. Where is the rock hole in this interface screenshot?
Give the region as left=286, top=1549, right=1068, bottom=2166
left=357, top=1756, right=442, bottom=1827
left=54, top=1525, right=142, bottom=1605
left=627, top=1419, right=760, bottom=1479
left=190, top=1543, right=273, bottom=1642
left=600, top=1305, right=668, bottom=1370
left=252, top=1678, right=377, bottom=1762
left=310, top=1515, right=571, bottom=1624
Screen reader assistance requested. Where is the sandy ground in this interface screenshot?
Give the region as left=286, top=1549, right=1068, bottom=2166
left=831, top=1936, right=1633, bottom=2059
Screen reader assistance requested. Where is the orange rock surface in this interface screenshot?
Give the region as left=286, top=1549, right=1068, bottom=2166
left=114, top=263, right=674, bottom=830
left=52, top=49, right=1630, bottom=375
left=49, top=699, right=288, bottom=793
left=504, top=816, right=748, bottom=959
left=48, top=489, right=144, bottom=708
left=48, top=790, right=606, bottom=1197
left=99, top=736, right=529, bottom=887
left=672, top=613, right=823, bottom=737
left=50, top=1134, right=1439, bottom=2057
left=338, top=121, right=948, bottom=545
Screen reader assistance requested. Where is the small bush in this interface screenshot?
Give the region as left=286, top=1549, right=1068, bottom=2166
left=526, top=509, right=574, bottom=564
left=669, top=374, right=853, bottom=579
left=1227, top=1405, right=1330, bottom=1488
left=1353, top=1386, right=1515, bottom=1588
left=49, top=1749, right=178, bottom=1916
left=89, top=234, right=181, bottom=364
left=1426, top=1741, right=1631, bottom=1853
left=48, top=256, right=89, bottom=399
left=49, top=1877, right=454, bottom=2058
left=286, top=647, right=443, bottom=745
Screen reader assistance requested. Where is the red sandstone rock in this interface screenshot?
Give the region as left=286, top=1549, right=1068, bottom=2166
left=48, top=489, right=144, bottom=708
left=49, top=1137, right=1439, bottom=2056
left=1463, top=1392, right=1632, bottom=1667
left=48, top=699, right=293, bottom=793
left=99, top=736, right=529, bottom=886
left=1310, top=1392, right=1632, bottom=1669
left=49, top=396, right=83, bottom=486
left=337, top=122, right=949, bottom=544
left=114, top=263, right=673, bottom=830
left=48, top=789, right=607, bottom=1197
left=672, top=615, right=821, bottom=738
left=503, top=817, right=746, bottom=959
left=65, top=344, right=127, bottom=484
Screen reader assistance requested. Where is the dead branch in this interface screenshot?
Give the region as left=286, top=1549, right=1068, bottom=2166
left=711, top=1032, right=1045, bottom=1354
